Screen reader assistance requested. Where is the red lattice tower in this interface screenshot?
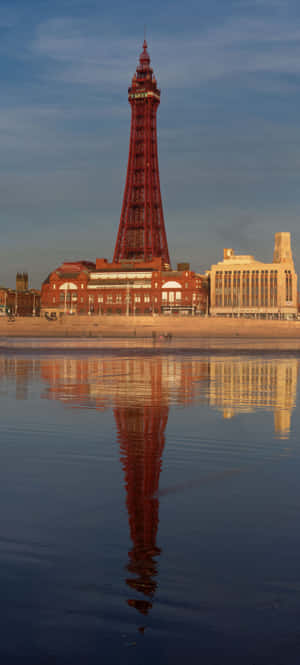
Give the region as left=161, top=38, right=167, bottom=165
left=113, top=40, right=170, bottom=266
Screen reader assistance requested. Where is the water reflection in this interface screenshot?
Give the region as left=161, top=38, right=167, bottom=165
left=0, top=354, right=298, bottom=621
left=116, top=402, right=168, bottom=615
left=1, top=355, right=298, bottom=440
left=209, top=358, right=298, bottom=439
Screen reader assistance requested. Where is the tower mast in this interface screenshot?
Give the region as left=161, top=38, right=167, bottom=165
left=113, top=40, right=170, bottom=266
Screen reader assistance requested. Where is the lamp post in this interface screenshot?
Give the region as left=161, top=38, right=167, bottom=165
left=126, top=284, right=130, bottom=316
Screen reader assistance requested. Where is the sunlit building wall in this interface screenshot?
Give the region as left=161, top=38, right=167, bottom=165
left=209, top=232, right=298, bottom=319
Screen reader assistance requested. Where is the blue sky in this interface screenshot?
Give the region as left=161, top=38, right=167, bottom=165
left=1, top=0, right=300, bottom=286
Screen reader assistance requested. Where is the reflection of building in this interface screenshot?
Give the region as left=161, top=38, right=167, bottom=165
left=1, top=353, right=298, bottom=623
left=39, top=354, right=298, bottom=442
left=209, top=357, right=298, bottom=438
left=0, top=356, right=41, bottom=399
left=2, top=353, right=297, bottom=441
left=210, top=232, right=298, bottom=319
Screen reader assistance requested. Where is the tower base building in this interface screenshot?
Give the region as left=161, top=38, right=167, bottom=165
left=209, top=233, right=298, bottom=319
left=41, top=258, right=209, bottom=317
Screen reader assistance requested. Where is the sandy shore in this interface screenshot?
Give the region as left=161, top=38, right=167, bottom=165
left=0, top=315, right=300, bottom=351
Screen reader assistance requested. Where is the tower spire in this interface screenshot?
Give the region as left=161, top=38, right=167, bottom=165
left=113, top=40, right=170, bottom=266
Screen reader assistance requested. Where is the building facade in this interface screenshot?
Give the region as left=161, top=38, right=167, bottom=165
left=210, top=232, right=298, bottom=319
left=0, top=273, right=40, bottom=316
left=41, top=257, right=209, bottom=316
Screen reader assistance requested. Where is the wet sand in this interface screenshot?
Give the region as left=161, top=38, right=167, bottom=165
left=0, top=315, right=300, bottom=351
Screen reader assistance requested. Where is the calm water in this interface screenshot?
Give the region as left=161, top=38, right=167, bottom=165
left=1, top=351, right=300, bottom=664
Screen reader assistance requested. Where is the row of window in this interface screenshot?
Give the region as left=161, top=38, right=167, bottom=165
left=162, top=291, right=182, bottom=302
left=54, top=294, right=158, bottom=305
left=54, top=291, right=200, bottom=306
left=215, top=269, right=293, bottom=306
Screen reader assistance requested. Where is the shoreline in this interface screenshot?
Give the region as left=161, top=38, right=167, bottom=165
left=1, top=336, right=300, bottom=354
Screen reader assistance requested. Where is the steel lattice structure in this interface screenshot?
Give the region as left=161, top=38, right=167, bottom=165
left=113, top=40, right=170, bottom=266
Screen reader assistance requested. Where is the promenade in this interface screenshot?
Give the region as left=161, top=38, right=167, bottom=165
left=1, top=315, right=300, bottom=351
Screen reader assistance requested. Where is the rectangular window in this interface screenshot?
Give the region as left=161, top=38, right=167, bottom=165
left=274, top=271, right=278, bottom=306
left=224, top=271, right=232, bottom=306
left=116, top=295, right=122, bottom=303
left=285, top=270, right=292, bottom=302
left=251, top=271, right=258, bottom=306
left=176, top=291, right=182, bottom=300
left=242, top=271, right=250, bottom=306
left=215, top=271, right=223, bottom=306
left=270, top=271, right=278, bottom=306
left=260, top=271, right=269, bottom=306
left=144, top=295, right=150, bottom=303
left=134, top=295, right=141, bottom=303
left=98, top=296, right=103, bottom=303
left=233, top=271, right=240, bottom=307
left=169, top=292, right=174, bottom=302
left=162, top=292, right=167, bottom=301
left=107, top=295, right=113, bottom=303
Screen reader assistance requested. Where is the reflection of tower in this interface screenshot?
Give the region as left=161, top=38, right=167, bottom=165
left=115, top=402, right=168, bottom=616
left=113, top=40, right=170, bottom=265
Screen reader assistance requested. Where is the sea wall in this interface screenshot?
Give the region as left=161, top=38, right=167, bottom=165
left=1, top=315, right=300, bottom=339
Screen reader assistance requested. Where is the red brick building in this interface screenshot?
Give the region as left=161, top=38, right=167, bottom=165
left=0, top=288, right=41, bottom=316
left=41, top=258, right=209, bottom=316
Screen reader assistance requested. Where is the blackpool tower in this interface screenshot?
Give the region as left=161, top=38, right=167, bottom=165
left=113, top=40, right=170, bottom=266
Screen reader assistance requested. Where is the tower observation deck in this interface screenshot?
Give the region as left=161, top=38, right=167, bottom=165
left=113, top=40, right=170, bottom=266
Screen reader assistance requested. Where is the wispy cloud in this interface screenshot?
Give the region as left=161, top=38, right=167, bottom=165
left=32, top=14, right=300, bottom=89
left=0, top=2, right=300, bottom=286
